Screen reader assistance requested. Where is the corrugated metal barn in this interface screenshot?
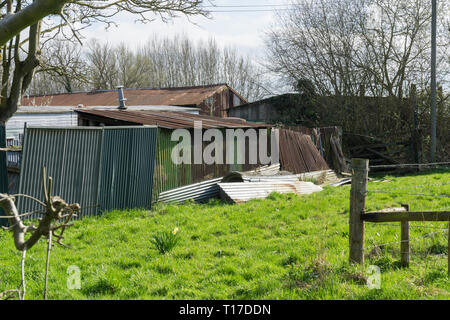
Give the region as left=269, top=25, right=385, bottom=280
left=75, top=109, right=273, bottom=201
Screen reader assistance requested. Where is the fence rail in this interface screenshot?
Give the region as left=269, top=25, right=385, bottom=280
left=349, top=158, right=450, bottom=273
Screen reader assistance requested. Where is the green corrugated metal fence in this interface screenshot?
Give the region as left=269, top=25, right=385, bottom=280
left=0, top=124, right=7, bottom=226
left=152, top=128, right=192, bottom=202
left=18, top=126, right=157, bottom=218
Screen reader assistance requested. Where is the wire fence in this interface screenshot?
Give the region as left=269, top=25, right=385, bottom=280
left=362, top=173, right=449, bottom=265
left=349, top=159, right=450, bottom=272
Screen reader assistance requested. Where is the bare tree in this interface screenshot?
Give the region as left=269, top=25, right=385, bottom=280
left=86, top=39, right=118, bottom=90
left=265, top=0, right=450, bottom=98
left=27, top=38, right=88, bottom=94
left=0, top=167, right=80, bottom=300
left=0, top=0, right=210, bottom=124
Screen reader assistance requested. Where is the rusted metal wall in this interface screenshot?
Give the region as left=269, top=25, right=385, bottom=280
left=152, top=127, right=269, bottom=200
left=279, top=129, right=329, bottom=174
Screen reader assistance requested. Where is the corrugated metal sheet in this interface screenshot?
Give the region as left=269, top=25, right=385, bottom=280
left=98, top=127, right=158, bottom=210
left=14, top=105, right=200, bottom=113
left=152, top=128, right=193, bottom=202
left=157, top=164, right=282, bottom=204
left=296, top=170, right=339, bottom=184
left=0, top=124, right=7, bottom=226
left=244, top=163, right=281, bottom=175
left=76, top=109, right=270, bottom=129
left=158, top=177, right=223, bottom=204
left=151, top=126, right=274, bottom=200
left=244, top=175, right=300, bottom=183
left=17, top=126, right=157, bottom=219
left=218, top=181, right=323, bottom=203
left=279, top=129, right=329, bottom=174
left=21, top=84, right=247, bottom=107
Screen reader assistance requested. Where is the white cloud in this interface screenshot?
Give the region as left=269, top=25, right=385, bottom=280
left=80, top=0, right=286, bottom=57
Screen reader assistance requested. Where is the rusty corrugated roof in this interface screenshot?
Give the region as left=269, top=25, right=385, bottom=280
left=22, top=84, right=246, bottom=107
left=75, top=109, right=271, bottom=129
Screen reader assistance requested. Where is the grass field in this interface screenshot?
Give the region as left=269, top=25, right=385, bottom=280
left=0, top=170, right=449, bottom=300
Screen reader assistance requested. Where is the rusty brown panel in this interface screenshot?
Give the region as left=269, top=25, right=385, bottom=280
left=279, top=129, right=329, bottom=174
left=75, top=109, right=271, bottom=129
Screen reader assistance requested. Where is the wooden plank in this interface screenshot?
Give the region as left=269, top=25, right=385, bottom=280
left=361, top=211, right=450, bottom=222
left=349, top=158, right=369, bottom=264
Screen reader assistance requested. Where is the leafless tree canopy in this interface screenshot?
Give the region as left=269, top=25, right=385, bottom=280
left=28, top=35, right=269, bottom=102
left=0, top=0, right=210, bottom=122
left=265, top=0, right=450, bottom=98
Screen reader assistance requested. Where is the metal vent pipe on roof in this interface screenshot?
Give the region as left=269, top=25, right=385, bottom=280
left=117, top=85, right=127, bottom=110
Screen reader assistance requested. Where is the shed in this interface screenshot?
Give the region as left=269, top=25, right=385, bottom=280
left=6, top=105, right=199, bottom=144
left=75, top=109, right=274, bottom=201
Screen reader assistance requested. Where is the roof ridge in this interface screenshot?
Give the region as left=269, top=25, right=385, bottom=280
left=23, top=84, right=229, bottom=98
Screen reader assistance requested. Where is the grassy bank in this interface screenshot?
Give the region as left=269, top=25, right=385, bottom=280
left=0, top=170, right=449, bottom=299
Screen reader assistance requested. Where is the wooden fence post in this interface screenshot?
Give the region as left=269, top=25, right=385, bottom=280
left=349, top=158, right=369, bottom=264
left=400, top=204, right=410, bottom=268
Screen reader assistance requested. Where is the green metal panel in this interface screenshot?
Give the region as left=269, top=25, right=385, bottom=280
left=18, top=127, right=103, bottom=218
left=0, top=124, right=7, bottom=226
left=99, top=127, right=157, bottom=210
left=152, top=128, right=192, bottom=202
left=17, top=126, right=157, bottom=219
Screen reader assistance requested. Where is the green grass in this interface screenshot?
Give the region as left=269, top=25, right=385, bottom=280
left=0, top=170, right=449, bottom=300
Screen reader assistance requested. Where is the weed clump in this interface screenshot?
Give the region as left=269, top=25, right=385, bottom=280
left=151, top=228, right=180, bottom=254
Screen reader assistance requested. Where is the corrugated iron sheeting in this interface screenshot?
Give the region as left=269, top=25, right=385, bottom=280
left=244, top=175, right=300, bottom=183
left=218, top=181, right=323, bottom=203
left=279, top=129, right=329, bottom=174
left=151, top=127, right=272, bottom=201
left=158, top=177, right=223, bottom=204
left=98, top=127, right=157, bottom=211
left=17, top=126, right=157, bottom=219
left=245, top=163, right=281, bottom=175
left=157, top=164, right=282, bottom=204
left=75, top=109, right=270, bottom=129
left=22, top=84, right=248, bottom=108
left=296, top=170, right=339, bottom=184
left=18, top=127, right=103, bottom=218
left=152, top=128, right=192, bottom=203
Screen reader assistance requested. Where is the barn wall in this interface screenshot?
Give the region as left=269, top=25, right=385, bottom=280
left=199, top=87, right=246, bottom=117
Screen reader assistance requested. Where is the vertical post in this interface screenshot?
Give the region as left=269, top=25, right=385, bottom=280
left=430, top=0, right=437, bottom=162
left=448, top=222, right=449, bottom=276
left=349, top=158, right=369, bottom=264
left=400, top=204, right=410, bottom=268
left=410, top=84, right=420, bottom=166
